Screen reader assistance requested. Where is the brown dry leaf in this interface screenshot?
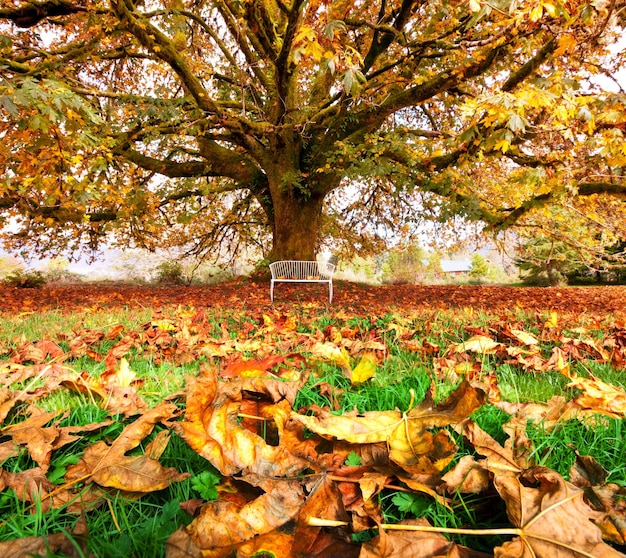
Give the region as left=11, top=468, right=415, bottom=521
left=176, top=366, right=311, bottom=477
left=65, top=401, right=187, bottom=492
left=2, top=410, right=62, bottom=471
left=458, top=420, right=524, bottom=475
left=165, top=526, right=203, bottom=558
left=292, top=381, right=484, bottom=474
left=584, top=483, right=626, bottom=545
left=492, top=397, right=578, bottom=429
left=494, top=467, right=626, bottom=557
left=183, top=477, right=304, bottom=551
left=0, top=467, right=55, bottom=504
left=569, top=453, right=626, bottom=545
left=450, top=335, right=503, bottom=354
left=567, top=375, right=626, bottom=418
left=360, top=518, right=491, bottom=558
left=0, top=516, right=89, bottom=558
left=441, top=455, right=491, bottom=495
left=290, top=475, right=356, bottom=557
left=62, top=367, right=148, bottom=417
left=0, top=362, right=42, bottom=388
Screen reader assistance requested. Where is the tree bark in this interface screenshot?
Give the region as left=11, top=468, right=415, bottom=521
left=268, top=190, right=325, bottom=262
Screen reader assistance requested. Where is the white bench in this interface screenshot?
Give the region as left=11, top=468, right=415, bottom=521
left=269, top=260, right=336, bottom=303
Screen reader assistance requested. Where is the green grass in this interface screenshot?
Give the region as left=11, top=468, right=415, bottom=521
left=1, top=304, right=625, bottom=556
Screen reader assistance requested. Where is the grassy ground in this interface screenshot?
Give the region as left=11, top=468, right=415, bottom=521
left=0, top=282, right=625, bottom=557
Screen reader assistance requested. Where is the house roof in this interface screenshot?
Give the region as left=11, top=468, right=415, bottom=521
left=440, top=259, right=472, bottom=273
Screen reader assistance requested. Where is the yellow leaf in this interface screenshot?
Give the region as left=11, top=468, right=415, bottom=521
left=568, top=376, right=626, bottom=418
left=509, top=329, right=539, bottom=346
left=529, top=4, right=543, bottom=21
left=452, top=335, right=502, bottom=354
left=116, top=358, right=136, bottom=387
left=351, top=353, right=377, bottom=384
left=542, top=1, right=557, bottom=16
left=310, top=342, right=351, bottom=372
left=152, top=319, right=177, bottom=331
left=291, top=381, right=485, bottom=474
left=554, top=34, right=577, bottom=56
left=544, top=310, right=559, bottom=329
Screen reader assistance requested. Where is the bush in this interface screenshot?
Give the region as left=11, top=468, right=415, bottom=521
left=2, top=269, right=46, bottom=288
left=153, top=261, right=186, bottom=285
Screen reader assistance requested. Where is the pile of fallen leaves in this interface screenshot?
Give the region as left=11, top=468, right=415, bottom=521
left=1, top=288, right=626, bottom=556
left=1, top=280, right=626, bottom=315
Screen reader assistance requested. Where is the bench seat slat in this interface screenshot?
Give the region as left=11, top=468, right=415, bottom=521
left=269, top=260, right=336, bottom=302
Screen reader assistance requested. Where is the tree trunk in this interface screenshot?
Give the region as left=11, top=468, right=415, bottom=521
left=268, top=190, right=325, bottom=261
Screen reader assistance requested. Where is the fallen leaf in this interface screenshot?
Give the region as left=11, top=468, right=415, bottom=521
left=176, top=366, right=311, bottom=477
left=567, top=375, right=626, bottom=418
left=451, top=335, right=502, bottom=354
left=0, top=516, right=88, bottom=557
left=361, top=518, right=491, bottom=558
left=65, top=401, right=187, bottom=492
left=184, top=477, right=304, bottom=550
left=292, top=381, right=485, bottom=474
left=441, top=455, right=491, bottom=495
left=351, top=352, right=378, bottom=384
left=494, top=466, right=625, bottom=557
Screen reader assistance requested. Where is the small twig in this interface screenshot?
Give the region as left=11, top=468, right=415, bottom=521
left=307, top=516, right=520, bottom=536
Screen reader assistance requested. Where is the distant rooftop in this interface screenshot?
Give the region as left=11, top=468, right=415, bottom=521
left=440, top=259, right=472, bottom=273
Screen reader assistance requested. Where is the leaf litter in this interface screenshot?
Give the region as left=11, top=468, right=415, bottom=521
left=0, top=282, right=625, bottom=556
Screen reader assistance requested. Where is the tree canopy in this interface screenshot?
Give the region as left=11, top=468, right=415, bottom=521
left=1, top=0, right=625, bottom=264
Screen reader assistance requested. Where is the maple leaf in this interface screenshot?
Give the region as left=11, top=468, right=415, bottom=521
left=494, top=467, right=625, bottom=557
left=177, top=476, right=305, bottom=552
left=361, top=518, right=491, bottom=558
left=450, top=335, right=503, bottom=354
left=567, top=375, right=626, bottom=418
left=65, top=401, right=187, bottom=492
left=291, top=380, right=485, bottom=474
left=176, top=365, right=311, bottom=477
left=458, top=419, right=526, bottom=475
left=0, top=516, right=88, bottom=557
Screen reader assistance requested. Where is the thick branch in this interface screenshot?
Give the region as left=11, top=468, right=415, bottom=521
left=502, top=37, right=557, bottom=92
left=110, top=0, right=218, bottom=114
left=578, top=181, right=626, bottom=197
left=0, top=0, right=86, bottom=27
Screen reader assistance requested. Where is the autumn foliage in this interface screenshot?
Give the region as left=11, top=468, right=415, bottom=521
left=1, top=281, right=626, bottom=556
left=1, top=0, right=625, bottom=262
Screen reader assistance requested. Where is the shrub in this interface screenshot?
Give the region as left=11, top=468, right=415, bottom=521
left=153, top=261, right=186, bottom=285
left=2, top=269, right=46, bottom=288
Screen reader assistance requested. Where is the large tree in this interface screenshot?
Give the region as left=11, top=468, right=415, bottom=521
left=1, top=0, right=625, bottom=263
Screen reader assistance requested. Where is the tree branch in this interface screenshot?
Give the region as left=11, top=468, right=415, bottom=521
left=0, top=0, right=86, bottom=28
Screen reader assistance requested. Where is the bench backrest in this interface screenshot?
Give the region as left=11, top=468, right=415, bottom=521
left=270, top=260, right=336, bottom=280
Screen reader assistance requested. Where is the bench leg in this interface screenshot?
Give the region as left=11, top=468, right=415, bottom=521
left=329, top=282, right=333, bottom=304
left=270, top=280, right=274, bottom=302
